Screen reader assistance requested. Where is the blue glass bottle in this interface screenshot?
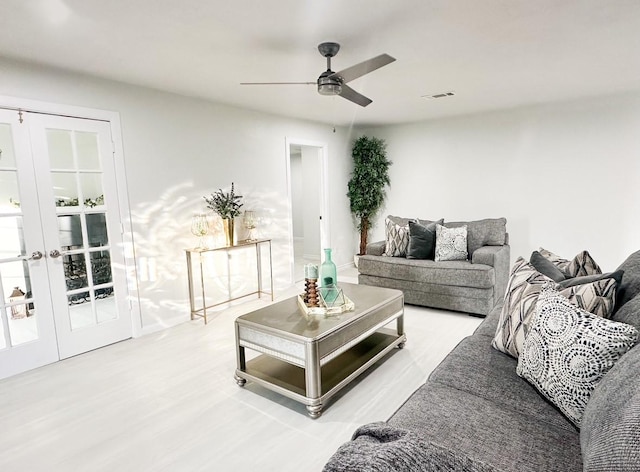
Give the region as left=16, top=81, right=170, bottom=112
left=320, top=248, right=338, bottom=304
left=320, top=248, right=337, bottom=288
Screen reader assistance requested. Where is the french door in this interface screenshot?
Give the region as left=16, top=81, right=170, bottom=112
left=0, top=109, right=131, bottom=378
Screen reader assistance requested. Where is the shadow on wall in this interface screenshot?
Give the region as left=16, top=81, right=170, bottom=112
left=128, top=182, right=294, bottom=330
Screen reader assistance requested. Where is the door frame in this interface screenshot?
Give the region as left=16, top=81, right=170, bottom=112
left=0, top=94, right=142, bottom=337
left=285, top=137, right=329, bottom=285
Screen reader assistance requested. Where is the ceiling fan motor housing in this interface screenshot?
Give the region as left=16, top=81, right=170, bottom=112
left=317, top=70, right=342, bottom=96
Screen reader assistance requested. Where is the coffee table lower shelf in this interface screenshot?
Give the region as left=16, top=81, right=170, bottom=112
left=235, top=329, right=405, bottom=415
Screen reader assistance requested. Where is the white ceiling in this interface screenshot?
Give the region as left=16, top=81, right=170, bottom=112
left=1, top=0, right=640, bottom=127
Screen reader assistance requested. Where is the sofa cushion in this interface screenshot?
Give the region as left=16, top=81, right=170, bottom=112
left=614, top=249, right=640, bottom=312
left=445, top=217, right=507, bottom=256
left=539, top=248, right=602, bottom=278
left=612, top=294, right=640, bottom=331
left=388, top=382, right=582, bottom=472
left=406, top=219, right=443, bottom=260
left=530, top=250, right=566, bottom=282
left=473, top=303, right=502, bottom=337
left=358, top=256, right=495, bottom=288
left=383, top=217, right=412, bottom=257
left=430, top=335, right=578, bottom=432
left=581, top=344, right=640, bottom=472
left=516, top=285, right=639, bottom=426
left=435, top=224, right=468, bottom=261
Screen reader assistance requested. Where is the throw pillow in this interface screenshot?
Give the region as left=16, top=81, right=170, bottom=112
left=492, top=257, right=551, bottom=358
left=556, top=270, right=624, bottom=289
left=516, top=284, right=639, bottom=427
left=559, top=278, right=618, bottom=319
left=493, top=259, right=622, bottom=358
left=539, top=248, right=602, bottom=278
left=434, top=224, right=468, bottom=262
left=406, top=219, right=444, bottom=260
left=383, top=217, right=412, bottom=257
left=530, top=251, right=567, bottom=282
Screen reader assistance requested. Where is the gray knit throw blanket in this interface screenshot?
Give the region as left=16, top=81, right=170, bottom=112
left=322, top=423, right=498, bottom=472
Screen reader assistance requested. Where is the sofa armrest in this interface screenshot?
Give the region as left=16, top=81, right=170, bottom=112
left=472, top=245, right=510, bottom=304
left=472, top=245, right=506, bottom=266
left=366, top=240, right=386, bottom=256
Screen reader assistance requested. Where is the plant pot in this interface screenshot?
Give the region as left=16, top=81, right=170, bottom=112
left=223, top=218, right=235, bottom=246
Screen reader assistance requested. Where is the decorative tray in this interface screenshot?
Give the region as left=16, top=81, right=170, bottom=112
left=297, top=294, right=355, bottom=316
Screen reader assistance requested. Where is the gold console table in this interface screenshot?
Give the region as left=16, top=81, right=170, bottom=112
left=185, top=239, right=274, bottom=324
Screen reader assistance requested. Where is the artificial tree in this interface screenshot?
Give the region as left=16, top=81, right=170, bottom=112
left=347, top=136, right=392, bottom=255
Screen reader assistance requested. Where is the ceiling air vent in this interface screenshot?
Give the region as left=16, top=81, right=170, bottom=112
left=422, top=91, right=456, bottom=100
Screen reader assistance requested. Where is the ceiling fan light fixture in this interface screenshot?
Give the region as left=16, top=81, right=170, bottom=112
left=318, top=83, right=342, bottom=96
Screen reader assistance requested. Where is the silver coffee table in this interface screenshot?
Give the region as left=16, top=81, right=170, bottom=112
left=234, top=282, right=405, bottom=418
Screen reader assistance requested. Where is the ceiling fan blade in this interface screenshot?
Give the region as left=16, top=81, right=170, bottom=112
left=240, top=82, right=315, bottom=85
left=330, top=54, right=396, bottom=83
left=339, top=84, right=372, bottom=107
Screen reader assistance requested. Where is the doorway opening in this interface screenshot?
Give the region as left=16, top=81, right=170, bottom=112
left=286, top=139, right=329, bottom=284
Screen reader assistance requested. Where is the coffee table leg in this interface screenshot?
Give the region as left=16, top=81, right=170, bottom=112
left=235, top=323, right=247, bottom=386
left=397, top=311, right=406, bottom=348
left=306, top=403, right=323, bottom=419
left=305, top=343, right=322, bottom=418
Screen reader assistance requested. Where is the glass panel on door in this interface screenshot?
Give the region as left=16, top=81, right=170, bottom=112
left=0, top=123, right=18, bottom=167
left=46, top=127, right=118, bottom=335
left=0, top=128, right=41, bottom=351
left=0, top=252, right=38, bottom=347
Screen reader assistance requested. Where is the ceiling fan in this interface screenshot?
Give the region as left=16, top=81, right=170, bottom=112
left=241, top=42, right=396, bottom=107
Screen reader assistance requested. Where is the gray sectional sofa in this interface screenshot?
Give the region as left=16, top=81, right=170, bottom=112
left=324, top=250, right=640, bottom=472
left=358, top=217, right=510, bottom=316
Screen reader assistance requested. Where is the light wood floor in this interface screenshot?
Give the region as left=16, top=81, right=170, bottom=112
left=0, top=270, right=481, bottom=472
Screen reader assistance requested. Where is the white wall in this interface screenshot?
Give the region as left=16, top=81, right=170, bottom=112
left=361, top=91, right=640, bottom=270
left=0, top=58, right=357, bottom=333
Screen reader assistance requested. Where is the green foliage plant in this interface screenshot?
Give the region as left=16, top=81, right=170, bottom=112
left=347, top=136, right=392, bottom=255
left=203, top=182, right=243, bottom=219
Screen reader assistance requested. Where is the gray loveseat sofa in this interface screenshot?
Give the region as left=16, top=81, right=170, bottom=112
left=324, top=250, right=640, bottom=472
left=358, top=217, right=510, bottom=316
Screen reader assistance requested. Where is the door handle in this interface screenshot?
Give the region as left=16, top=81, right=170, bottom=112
left=49, top=249, right=61, bottom=258
left=29, top=251, right=44, bottom=260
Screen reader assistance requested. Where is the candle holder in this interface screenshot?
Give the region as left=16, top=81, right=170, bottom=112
left=243, top=210, right=257, bottom=241
left=190, top=214, right=209, bottom=249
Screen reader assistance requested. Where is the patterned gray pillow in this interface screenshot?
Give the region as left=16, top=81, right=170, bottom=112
left=539, top=248, right=602, bottom=278
left=493, top=258, right=619, bottom=359
left=558, top=277, right=618, bottom=318
left=435, top=224, right=468, bottom=262
left=492, top=257, right=551, bottom=358
left=383, top=217, right=411, bottom=257
left=517, top=284, right=638, bottom=427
